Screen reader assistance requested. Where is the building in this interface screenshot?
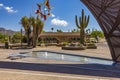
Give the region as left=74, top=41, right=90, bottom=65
left=38, top=32, right=80, bottom=43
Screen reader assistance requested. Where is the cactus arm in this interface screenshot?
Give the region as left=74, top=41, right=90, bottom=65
left=81, top=9, right=84, bottom=26
left=87, top=15, right=90, bottom=25
left=75, top=15, right=80, bottom=28
left=85, top=15, right=90, bottom=28
left=79, top=17, right=82, bottom=29
left=84, top=16, right=87, bottom=28
left=85, top=16, right=87, bottom=22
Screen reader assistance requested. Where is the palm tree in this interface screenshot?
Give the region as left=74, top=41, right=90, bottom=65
left=51, top=27, right=54, bottom=32
left=21, top=16, right=31, bottom=46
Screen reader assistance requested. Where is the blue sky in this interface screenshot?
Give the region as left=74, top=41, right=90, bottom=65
left=0, top=0, right=101, bottom=32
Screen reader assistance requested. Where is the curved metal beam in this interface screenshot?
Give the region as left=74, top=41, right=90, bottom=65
left=81, top=0, right=120, bottom=62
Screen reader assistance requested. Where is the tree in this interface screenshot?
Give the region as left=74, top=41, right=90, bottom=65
left=57, top=29, right=63, bottom=32
left=51, top=27, right=54, bottom=32
left=30, top=16, right=44, bottom=48
left=0, top=33, right=4, bottom=43
left=20, top=0, right=51, bottom=48
left=12, top=32, right=21, bottom=43
left=20, top=16, right=44, bottom=48
left=0, top=33, right=4, bottom=39
left=20, top=16, right=31, bottom=46
left=35, top=16, right=44, bottom=47
left=86, top=28, right=90, bottom=34
left=42, top=30, right=46, bottom=32
left=90, top=30, right=104, bottom=38
left=75, top=9, right=90, bottom=45
left=72, top=29, right=76, bottom=32
left=0, top=33, right=9, bottom=43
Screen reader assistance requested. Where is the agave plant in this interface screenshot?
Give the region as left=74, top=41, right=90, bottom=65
left=75, top=9, right=90, bottom=45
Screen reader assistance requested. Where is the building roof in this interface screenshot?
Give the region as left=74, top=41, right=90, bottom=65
left=39, top=32, right=80, bottom=37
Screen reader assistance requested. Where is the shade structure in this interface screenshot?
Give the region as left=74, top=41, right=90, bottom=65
left=81, top=0, right=120, bottom=62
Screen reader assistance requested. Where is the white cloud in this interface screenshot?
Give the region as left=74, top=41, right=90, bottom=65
left=51, top=13, right=55, bottom=17
left=0, top=3, right=4, bottom=7
left=51, top=18, right=68, bottom=27
left=4, top=6, right=18, bottom=13
left=0, top=3, right=18, bottom=13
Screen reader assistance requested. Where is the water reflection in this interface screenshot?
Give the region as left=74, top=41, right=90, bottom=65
left=10, top=51, right=113, bottom=65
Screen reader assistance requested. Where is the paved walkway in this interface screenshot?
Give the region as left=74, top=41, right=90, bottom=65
left=0, top=40, right=120, bottom=80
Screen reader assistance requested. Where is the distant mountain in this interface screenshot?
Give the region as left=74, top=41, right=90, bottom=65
left=0, top=28, right=16, bottom=36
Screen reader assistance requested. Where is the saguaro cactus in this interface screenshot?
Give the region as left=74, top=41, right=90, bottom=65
left=75, top=9, right=90, bottom=45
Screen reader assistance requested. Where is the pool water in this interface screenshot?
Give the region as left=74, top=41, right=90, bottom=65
left=9, top=51, right=113, bottom=65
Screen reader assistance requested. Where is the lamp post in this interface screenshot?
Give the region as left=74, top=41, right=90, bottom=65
left=21, top=28, right=23, bottom=48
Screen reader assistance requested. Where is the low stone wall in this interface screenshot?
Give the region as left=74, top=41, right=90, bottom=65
left=62, top=46, right=86, bottom=50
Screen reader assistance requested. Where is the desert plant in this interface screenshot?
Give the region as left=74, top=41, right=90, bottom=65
left=57, top=29, right=63, bottom=32
left=90, top=30, right=104, bottom=38
left=5, top=41, right=9, bottom=49
left=0, top=33, right=4, bottom=43
left=75, top=9, right=90, bottom=45
left=12, top=32, right=21, bottom=43
left=30, top=16, right=44, bottom=48
left=63, top=42, right=69, bottom=46
left=21, top=35, right=27, bottom=43
left=21, top=16, right=31, bottom=46
left=87, top=43, right=97, bottom=49
left=51, top=27, right=54, bottom=32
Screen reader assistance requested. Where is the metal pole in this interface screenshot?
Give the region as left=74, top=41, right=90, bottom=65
left=21, top=28, right=22, bottom=48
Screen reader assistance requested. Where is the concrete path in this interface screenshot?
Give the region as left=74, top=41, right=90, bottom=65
left=0, top=40, right=119, bottom=80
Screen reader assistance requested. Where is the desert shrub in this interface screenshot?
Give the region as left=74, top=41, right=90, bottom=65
left=12, top=32, right=21, bottom=43
left=90, top=30, right=104, bottom=38
left=62, top=42, right=69, bottom=46
left=22, top=36, right=27, bottom=43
